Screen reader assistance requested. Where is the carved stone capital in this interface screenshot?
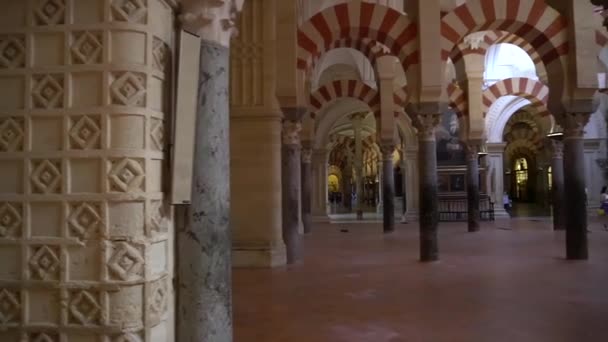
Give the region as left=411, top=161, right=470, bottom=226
left=380, top=144, right=395, bottom=161
left=179, top=0, right=244, bottom=47
left=282, top=120, right=301, bottom=146
left=416, top=113, right=441, bottom=141
left=465, top=143, right=479, bottom=161
left=562, top=112, right=591, bottom=139
left=551, top=140, right=564, bottom=159
left=301, top=148, right=312, bottom=163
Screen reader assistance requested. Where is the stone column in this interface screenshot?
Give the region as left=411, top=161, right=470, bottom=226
left=301, top=146, right=312, bottom=234
left=377, top=160, right=384, bottom=212
left=563, top=113, right=591, bottom=260
left=0, top=1, right=177, bottom=340
left=342, top=164, right=353, bottom=211
left=418, top=113, right=441, bottom=261
left=405, top=150, right=420, bottom=221
left=466, top=143, right=480, bottom=232
left=381, top=144, right=396, bottom=232
left=177, top=2, right=244, bottom=340
left=487, top=143, right=508, bottom=218
left=353, top=114, right=365, bottom=219
left=282, top=121, right=302, bottom=263
left=311, top=148, right=330, bottom=222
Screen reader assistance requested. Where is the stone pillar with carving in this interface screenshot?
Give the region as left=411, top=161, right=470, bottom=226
left=178, top=1, right=243, bottom=340
left=417, top=113, right=441, bottom=261
left=0, top=1, right=177, bottom=340
left=301, top=145, right=312, bottom=234
left=381, top=144, right=395, bottom=232
left=563, top=113, right=591, bottom=259
left=282, top=120, right=302, bottom=263
left=466, top=143, right=480, bottom=232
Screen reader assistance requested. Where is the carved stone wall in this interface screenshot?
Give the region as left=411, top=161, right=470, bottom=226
left=0, top=0, right=176, bottom=340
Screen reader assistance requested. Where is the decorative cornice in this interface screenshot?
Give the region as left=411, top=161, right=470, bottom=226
left=179, top=0, right=243, bottom=47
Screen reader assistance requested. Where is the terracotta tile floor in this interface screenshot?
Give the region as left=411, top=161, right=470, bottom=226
left=234, top=218, right=608, bottom=342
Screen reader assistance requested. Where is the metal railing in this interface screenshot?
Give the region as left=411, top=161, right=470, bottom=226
left=438, top=196, right=495, bottom=222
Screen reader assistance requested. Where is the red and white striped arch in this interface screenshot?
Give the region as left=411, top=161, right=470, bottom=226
left=447, top=83, right=468, bottom=118
left=309, top=80, right=380, bottom=118
left=441, top=0, right=568, bottom=66
left=298, top=2, right=418, bottom=73
left=309, top=38, right=391, bottom=73
left=482, top=77, right=550, bottom=117
left=450, top=30, right=548, bottom=81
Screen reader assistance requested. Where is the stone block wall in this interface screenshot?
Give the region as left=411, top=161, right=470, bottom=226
left=0, top=0, right=176, bottom=340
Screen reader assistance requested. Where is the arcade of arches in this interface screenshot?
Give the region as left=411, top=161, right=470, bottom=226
left=2, top=0, right=608, bottom=341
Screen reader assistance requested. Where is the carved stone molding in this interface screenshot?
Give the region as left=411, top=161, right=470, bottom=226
left=282, top=120, right=301, bottom=146
left=380, top=144, right=395, bottom=161
left=179, top=0, right=244, bottom=47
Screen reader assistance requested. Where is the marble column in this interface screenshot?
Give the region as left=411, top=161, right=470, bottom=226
left=282, top=120, right=302, bottom=263
left=177, top=40, right=233, bottom=341
left=563, top=113, right=590, bottom=260
left=353, top=114, right=365, bottom=219
left=466, top=143, right=480, bottom=232
left=405, top=150, right=420, bottom=221
left=487, top=143, right=508, bottom=218
left=301, top=147, right=312, bottom=234
left=377, top=161, right=383, bottom=212
left=382, top=144, right=396, bottom=232
left=418, top=114, right=441, bottom=261
left=343, top=164, right=353, bottom=211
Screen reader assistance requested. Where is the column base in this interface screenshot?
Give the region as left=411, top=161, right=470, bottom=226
left=232, top=241, right=286, bottom=268
left=493, top=208, right=510, bottom=219
left=356, top=210, right=363, bottom=220
left=405, top=211, right=419, bottom=222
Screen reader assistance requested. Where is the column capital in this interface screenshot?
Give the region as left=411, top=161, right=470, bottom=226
left=415, top=113, right=441, bottom=141
left=282, top=120, right=301, bottom=146
left=301, top=148, right=312, bottom=164
left=179, top=0, right=243, bottom=47
left=562, top=112, right=591, bottom=138
left=465, top=143, right=479, bottom=161
left=380, top=144, right=395, bottom=160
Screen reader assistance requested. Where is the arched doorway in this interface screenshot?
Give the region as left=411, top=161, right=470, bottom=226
left=514, top=157, right=530, bottom=201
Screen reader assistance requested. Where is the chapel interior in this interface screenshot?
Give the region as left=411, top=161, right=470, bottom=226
left=1, top=0, right=608, bottom=341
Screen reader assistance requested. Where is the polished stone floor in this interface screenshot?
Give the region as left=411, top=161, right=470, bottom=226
left=234, top=218, right=608, bottom=342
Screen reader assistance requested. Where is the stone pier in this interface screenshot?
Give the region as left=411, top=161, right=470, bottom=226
left=282, top=120, right=302, bottom=263
left=466, top=143, right=480, bottom=232
left=301, top=147, right=313, bottom=234
left=551, top=139, right=565, bottom=230
left=418, top=114, right=440, bottom=261
left=381, top=144, right=395, bottom=233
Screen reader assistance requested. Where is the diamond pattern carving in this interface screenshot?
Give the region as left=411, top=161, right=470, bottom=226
left=149, top=278, right=167, bottom=322
left=0, top=203, right=22, bottom=237
left=68, top=203, right=100, bottom=239
left=0, top=36, right=25, bottom=68
left=69, top=290, right=101, bottom=325
left=108, top=158, right=145, bottom=193
left=71, top=31, right=102, bottom=64
left=0, top=117, right=24, bottom=152
left=111, top=0, right=147, bottom=23
left=69, top=116, right=101, bottom=149
left=107, top=242, right=144, bottom=281
left=29, top=245, right=60, bottom=280
left=150, top=201, right=165, bottom=233
left=152, top=37, right=170, bottom=72
left=31, top=160, right=62, bottom=194
left=0, top=288, right=20, bottom=324
left=110, top=72, right=146, bottom=107
left=113, top=334, right=143, bottom=342
left=35, top=0, right=65, bottom=25
left=150, top=119, right=164, bottom=151
left=32, top=74, right=64, bottom=109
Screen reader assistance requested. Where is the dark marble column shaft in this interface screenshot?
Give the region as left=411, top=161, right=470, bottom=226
left=382, top=145, right=395, bottom=233
left=177, top=41, right=232, bottom=342
left=282, top=120, right=302, bottom=263
left=301, top=148, right=312, bottom=234
left=564, top=124, right=588, bottom=260
left=418, top=114, right=440, bottom=262
left=466, top=144, right=480, bottom=232
left=551, top=140, right=565, bottom=230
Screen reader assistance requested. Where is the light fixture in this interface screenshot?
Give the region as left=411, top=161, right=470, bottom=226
left=547, top=131, right=564, bottom=140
